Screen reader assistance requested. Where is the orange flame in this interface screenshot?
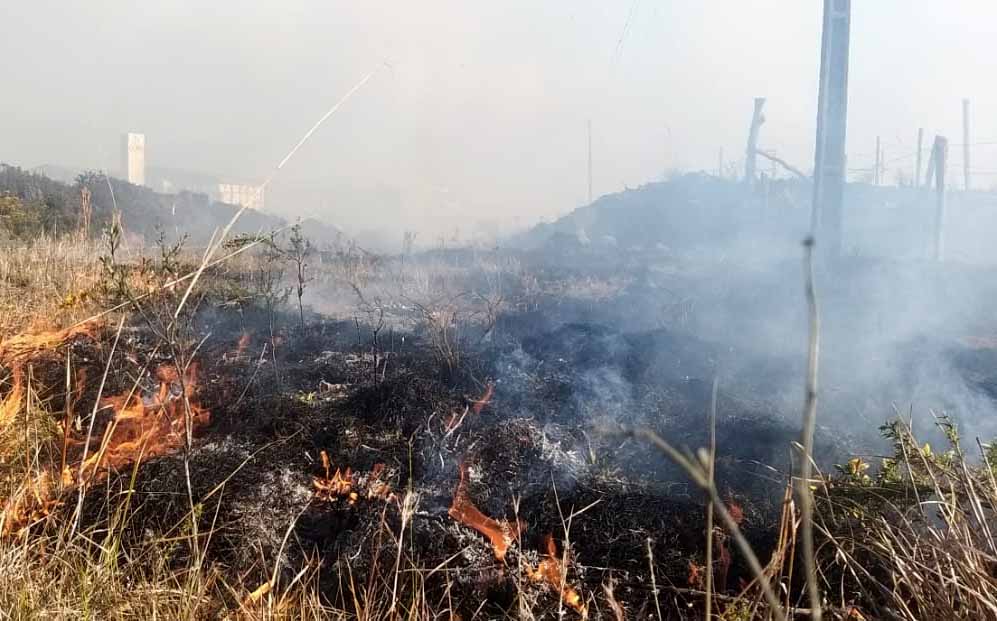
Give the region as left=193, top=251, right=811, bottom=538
left=448, top=461, right=523, bottom=562
left=0, top=321, right=101, bottom=364
left=529, top=534, right=587, bottom=615
left=727, top=499, right=745, bottom=525
left=444, top=383, right=496, bottom=433
left=78, top=362, right=210, bottom=477
left=0, top=322, right=216, bottom=538
left=471, top=383, right=495, bottom=415
left=366, top=463, right=394, bottom=501
left=312, top=451, right=358, bottom=504
left=236, top=332, right=251, bottom=354
left=0, top=369, right=24, bottom=428
left=1, top=470, right=62, bottom=537
left=225, top=332, right=251, bottom=361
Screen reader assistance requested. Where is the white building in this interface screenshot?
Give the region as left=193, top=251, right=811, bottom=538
left=121, top=132, right=146, bottom=186
left=217, top=183, right=265, bottom=210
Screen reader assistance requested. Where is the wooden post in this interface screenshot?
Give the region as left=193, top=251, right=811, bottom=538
left=933, top=136, right=948, bottom=261
left=915, top=128, right=924, bottom=188
left=963, top=99, right=971, bottom=191
left=874, top=136, right=881, bottom=185
left=811, top=0, right=851, bottom=257
left=744, top=97, right=766, bottom=185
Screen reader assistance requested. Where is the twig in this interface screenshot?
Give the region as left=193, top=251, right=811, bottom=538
left=647, top=537, right=663, bottom=621
left=705, top=376, right=719, bottom=620
left=754, top=149, right=808, bottom=179
left=798, top=236, right=823, bottom=620
left=616, top=425, right=787, bottom=620
left=69, top=315, right=125, bottom=537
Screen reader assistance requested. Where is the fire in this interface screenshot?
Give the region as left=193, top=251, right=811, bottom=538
left=0, top=321, right=101, bottom=363
left=448, top=461, right=523, bottom=562
left=0, top=369, right=24, bottom=428
left=366, top=463, right=394, bottom=501
left=0, top=322, right=216, bottom=538
left=1, top=469, right=62, bottom=537
left=236, top=332, right=251, bottom=354
left=78, top=362, right=210, bottom=477
left=726, top=499, right=745, bottom=525
left=471, top=382, right=494, bottom=415
left=444, top=383, right=495, bottom=434
left=224, top=332, right=252, bottom=362
left=313, top=450, right=358, bottom=504
left=687, top=560, right=705, bottom=588
left=529, top=534, right=587, bottom=615
left=311, top=454, right=396, bottom=505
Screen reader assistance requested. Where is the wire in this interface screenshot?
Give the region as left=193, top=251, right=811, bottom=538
left=610, top=0, right=641, bottom=70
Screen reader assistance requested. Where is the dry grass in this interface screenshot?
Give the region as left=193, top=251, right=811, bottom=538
left=2, top=236, right=997, bottom=620
left=815, top=416, right=997, bottom=620
left=0, top=236, right=104, bottom=334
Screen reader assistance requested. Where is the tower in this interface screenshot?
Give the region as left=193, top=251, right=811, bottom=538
left=121, top=132, right=146, bottom=186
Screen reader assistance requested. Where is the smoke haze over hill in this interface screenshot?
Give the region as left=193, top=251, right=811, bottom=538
left=4, top=2, right=997, bottom=237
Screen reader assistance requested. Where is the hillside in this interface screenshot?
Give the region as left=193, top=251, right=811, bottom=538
left=0, top=163, right=285, bottom=242
left=518, top=173, right=997, bottom=264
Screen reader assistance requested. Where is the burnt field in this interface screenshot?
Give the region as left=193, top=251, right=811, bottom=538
left=4, top=216, right=997, bottom=619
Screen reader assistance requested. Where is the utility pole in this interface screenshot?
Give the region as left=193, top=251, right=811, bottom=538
left=925, top=135, right=936, bottom=191
left=811, top=0, right=852, bottom=258
left=915, top=128, right=924, bottom=188
left=963, top=98, right=971, bottom=191
left=874, top=136, right=881, bottom=185
left=587, top=119, right=593, bottom=203
left=718, top=147, right=724, bottom=178
left=932, top=136, right=948, bottom=261
left=744, top=98, right=766, bottom=185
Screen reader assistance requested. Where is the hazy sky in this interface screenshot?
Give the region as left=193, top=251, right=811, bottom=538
left=3, top=1, right=996, bottom=236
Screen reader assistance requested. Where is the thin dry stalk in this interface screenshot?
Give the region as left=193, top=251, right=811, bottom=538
left=619, top=425, right=787, bottom=620
left=798, top=236, right=822, bottom=620
left=704, top=376, right=718, bottom=620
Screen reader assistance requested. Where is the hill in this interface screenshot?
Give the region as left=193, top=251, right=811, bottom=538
left=0, top=163, right=285, bottom=242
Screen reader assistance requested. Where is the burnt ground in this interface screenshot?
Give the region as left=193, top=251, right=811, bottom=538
left=24, top=245, right=997, bottom=619
left=51, top=303, right=836, bottom=619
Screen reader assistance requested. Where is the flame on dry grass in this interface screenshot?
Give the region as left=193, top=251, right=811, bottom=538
left=0, top=368, right=24, bottom=429
left=312, top=450, right=358, bottom=504
left=224, top=332, right=252, bottom=362
left=448, top=461, right=523, bottom=561
left=78, top=362, right=210, bottom=476
left=366, top=462, right=394, bottom=501
left=529, top=534, right=587, bottom=615
left=471, top=382, right=494, bottom=415
left=0, top=321, right=101, bottom=363
left=0, top=322, right=215, bottom=537
left=1, top=469, right=64, bottom=537
left=445, top=383, right=495, bottom=434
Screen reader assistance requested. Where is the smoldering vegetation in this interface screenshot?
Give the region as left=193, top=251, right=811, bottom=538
left=2, top=173, right=997, bottom=619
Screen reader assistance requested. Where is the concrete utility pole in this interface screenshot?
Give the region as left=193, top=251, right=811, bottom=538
left=587, top=119, right=593, bottom=203
left=744, top=97, right=766, bottom=185
left=963, top=98, right=971, bottom=191
left=718, top=147, right=724, bottom=178
left=931, top=136, right=948, bottom=261
left=811, top=0, right=851, bottom=257
left=924, top=136, right=936, bottom=191
left=915, top=128, right=924, bottom=188
left=874, top=136, right=881, bottom=185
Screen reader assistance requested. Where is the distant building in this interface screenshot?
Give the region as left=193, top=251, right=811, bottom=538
left=217, top=183, right=265, bottom=210
left=121, top=132, right=146, bottom=186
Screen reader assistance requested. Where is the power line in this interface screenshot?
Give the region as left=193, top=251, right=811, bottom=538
left=610, top=0, right=641, bottom=69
